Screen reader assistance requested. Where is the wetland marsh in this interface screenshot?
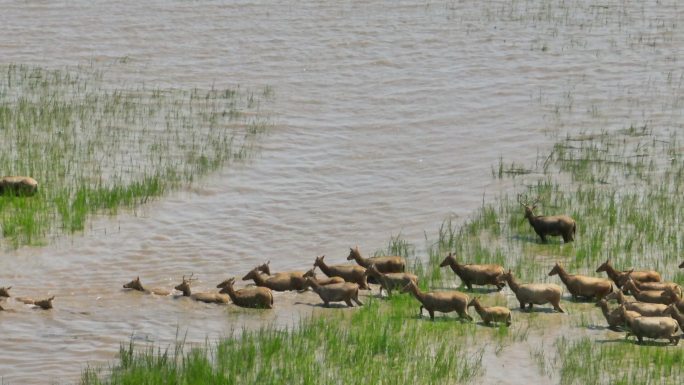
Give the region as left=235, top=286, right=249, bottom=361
left=1, top=0, right=684, bottom=384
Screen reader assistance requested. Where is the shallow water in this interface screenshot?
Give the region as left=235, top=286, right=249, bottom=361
left=1, top=0, right=683, bottom=383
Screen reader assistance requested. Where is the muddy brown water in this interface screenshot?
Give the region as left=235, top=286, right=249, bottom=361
left=1, top=0, right=683, bottom=383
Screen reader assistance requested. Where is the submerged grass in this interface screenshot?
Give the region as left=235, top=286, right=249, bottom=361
left=0, top=63, right=271, bottom=248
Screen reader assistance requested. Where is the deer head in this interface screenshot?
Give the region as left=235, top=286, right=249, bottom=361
left=0, top=286, right=12, bottom=297
left=517, top=194, right=540, bottom=219
left=123, top=277, right=144, bottom=291
left=174, top=274, right=197, bottom=296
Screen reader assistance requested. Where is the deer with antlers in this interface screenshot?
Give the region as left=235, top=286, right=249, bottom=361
left=518, top=194, right=576, bottom=243
left=174, top=274, right=229, bottom=304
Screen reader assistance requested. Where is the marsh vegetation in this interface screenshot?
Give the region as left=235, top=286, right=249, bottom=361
left=0, top=64, right=270, bottom=247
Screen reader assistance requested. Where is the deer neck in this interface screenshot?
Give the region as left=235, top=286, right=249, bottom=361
left=472, top=300, right=485, bottom=314
left=250, top=271, right=268, bottom=286
left=351, top=251, right=368, bottom=267
left=597, top=301, right=610, bottom=318
left=626, top=281, right=640, bottom=294
left=602, top=264, right=620, bottom=281
left=555, top=266, right=571, bottom=285
left=308, top=279, right=322, bottom=293
left=316, top=260, right=334, bottom=277
left=179, top=286, right=191, bottom=296
left=448, top=258, right=462, bottom=275
left=409, top=284, right=426, bottom=304
left=222, top=285, right=237, bottom=302
left=506, top=275, right=521, bottom=293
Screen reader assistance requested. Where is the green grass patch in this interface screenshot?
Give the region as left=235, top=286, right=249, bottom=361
left=0, top=63, right=271, bottom=248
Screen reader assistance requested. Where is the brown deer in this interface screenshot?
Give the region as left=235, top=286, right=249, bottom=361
left=518, top=195, right=576, bottom=243
left=595, top=258, right=661, bottom=286
left=439, top=253, right=505, bottom=291
left=0, top=286, right=11, bottom=298
left=0, top=176, right=38, bottom=196
left=302, top=267, right=345, bottom=286
left=16, top=296, right=55, bottom=310
left=313, top=255, right=369, bottom=289
left=548, top=262, right=612, bottom=300
left=216, top=278, right=273, bottom=309
left=400, top=280, right=472, bottom=321
left=174, top=274, right=229, bottom=304
left=301, top=277, right=363, bottom=308
left=242, top=266, right=306, bottom=291
left=123, top=277, right=172, bottom=296
left=679, top=261, right=684, bottom=269
left=346, top=246, right=406, bottom=273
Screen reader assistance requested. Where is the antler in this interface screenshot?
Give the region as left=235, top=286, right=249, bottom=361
left=182, top=273, right=197, bottom=283
left=517, top=193, right=528, bottom=206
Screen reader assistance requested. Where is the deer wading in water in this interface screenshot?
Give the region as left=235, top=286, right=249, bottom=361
left=518, top=195, right=576, bottom=243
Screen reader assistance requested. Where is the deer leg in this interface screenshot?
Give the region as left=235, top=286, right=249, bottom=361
left=465, top=281, right=473, bottom=291
left=419, top=305, right=424, bottom=317
left=345, top=298, right=354, bottom=307
left=353, top=296, right=363, bottom=306
left=672, top=336, right=680, bottom=346
left=428, top=309, right=435, bottom=321
left=324, top=300, right=330, bottom=308
left=520, top=301, right=526, bottom=310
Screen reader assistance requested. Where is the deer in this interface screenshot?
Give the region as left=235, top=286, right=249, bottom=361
left=313, top=255, right=369, bottom=289
left=174, top=274, right=229, bottom=304
left=16, top=296, right=55, bottom=310
left=346, top=246, right=406, bottom=273
left=518, top=194, right=576, bottom=243
left=438, top=253, right=505, bottom=291
left=0, top=176, right=38, bottom=196
left=242, top=266, right=306, bottom=291
left=363, top=263, right=418, bottom=297
left=216, top=278, right=273, bottom=309
left=595, top=258, right=661, bottom=286
left=497, top=269, right=565, bottom=312
left=400, top=280, right=472, bottom=321
left=548, top=262, right=612, bottom=301
left=0, top=286, right=12, bottom=298
left=123, top=277, right=172, bottom=296
left=302, top=267, right=345, bottom=286
left=300, top=277, right=363, bottom=307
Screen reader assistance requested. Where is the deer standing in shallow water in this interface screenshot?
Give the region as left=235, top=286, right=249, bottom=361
left=548, top=262, right=612, bottom=300
left=518, top=195, right=576, bottom=243
left=216, top=278, right=273, bottom=309
left=595, top=258, right=661, bottom=286
left=346, top=246, right=406, bottom=273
